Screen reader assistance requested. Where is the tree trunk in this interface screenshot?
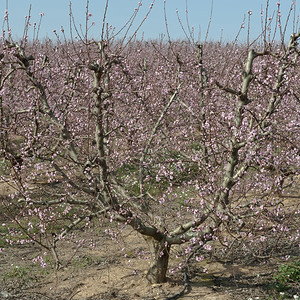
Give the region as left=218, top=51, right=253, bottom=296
left=145, top=236, right=171, bottom=283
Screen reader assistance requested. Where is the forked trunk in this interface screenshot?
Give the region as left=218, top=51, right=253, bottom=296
left=145, top=236, right=171, bottom=283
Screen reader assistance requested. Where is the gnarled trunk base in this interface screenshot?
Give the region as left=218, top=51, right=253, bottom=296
left=145, top=236, right=171, bottom=283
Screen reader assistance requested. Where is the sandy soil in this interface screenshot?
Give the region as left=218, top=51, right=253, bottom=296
left=0, top=177, right=299, bottom=299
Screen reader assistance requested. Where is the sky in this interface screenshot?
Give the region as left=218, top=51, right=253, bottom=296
left=1, top=0, right=299, bottom=42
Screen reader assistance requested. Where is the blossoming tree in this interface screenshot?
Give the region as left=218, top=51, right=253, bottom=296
left=0, top=0, right=299, bottom=286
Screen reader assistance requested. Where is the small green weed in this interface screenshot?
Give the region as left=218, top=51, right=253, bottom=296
left=70, top=255, right=105, bottom=268
left=3, top=265, right=35, bottom=281
left=272, top=261, right=300, bottom=292
left=0, top=158, right=10, bottom=175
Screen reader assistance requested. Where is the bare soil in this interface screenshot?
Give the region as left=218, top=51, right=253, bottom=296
left=0, top=228, right=288, bottom=300
left=0, top=178, right=299, bottom=299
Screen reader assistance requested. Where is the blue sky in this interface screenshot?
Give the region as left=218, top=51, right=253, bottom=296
left=1, top=0, right=299, bottom=42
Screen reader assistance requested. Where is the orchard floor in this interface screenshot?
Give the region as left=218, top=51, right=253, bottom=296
left=0, top=179, right=299, bottom=299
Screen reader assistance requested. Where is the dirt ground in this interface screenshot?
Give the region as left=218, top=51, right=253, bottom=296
left=0, top=228, right=295, bottom=300
left=0, top=178, right=299, bottom=299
